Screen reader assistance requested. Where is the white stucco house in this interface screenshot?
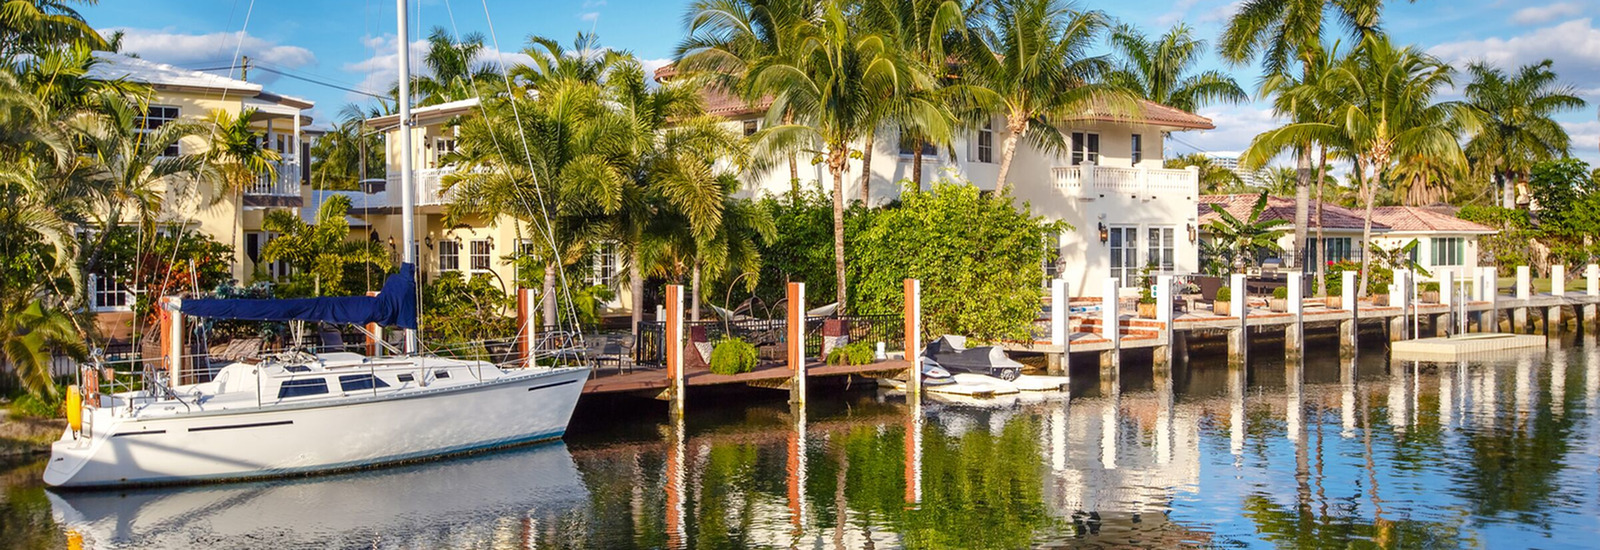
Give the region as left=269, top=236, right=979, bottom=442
left=656, top=65, right=1215, bottom=298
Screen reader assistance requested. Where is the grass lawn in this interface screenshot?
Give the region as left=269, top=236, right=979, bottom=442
left=1497, top=276, right=1556, bottom=294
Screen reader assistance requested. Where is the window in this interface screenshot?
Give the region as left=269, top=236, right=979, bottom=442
left=277, top=378, right=329, bottom=399
left=1131, top=134, right=1143, bottom=164
left=899, top=133, right=937, bottom=157
left=438, top=240, right=460, bottom=271
left=1309, top=237, right=1354, bottom=265
left=743, top=120, right=758, bottom=137
left=1071, top=132, right=1100, bottom=165
left=469, top=239, right=492, bottom=272
left=90, top=273, right=131, bottom=312
left=977, top=122, right=994, bottom=164
left=590, top=241, right=619, bottom=288
left=1109, top=226, right=1138, bottom=287
left=1432, top=237, right=1465, bottom=266
left=139, top=105, right=181, bottom=158
left=245, top=232, right=288, bottom=279
left=397, top=373, right=415, bottom=383
left=434, top=370, right=451, bottom=379
left=1147, top=226, right=1175, bottom=272
left=338, top=374, right=391, bottom=392
left=517, top=239, right=536, bottom=258
left=1041, top=231, right=1060, bottom=286
left=283, top=365, right=312, bottom=373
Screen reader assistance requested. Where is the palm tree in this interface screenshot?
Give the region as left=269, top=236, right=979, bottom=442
left=1205, top=191, right=1290, bottom=272
left=1106, top=23, right=1246, bottom=113
left=861, top=0, right=969, bottom=192
left=1221, top=0, right=1383, bottom=270
left=1245, top=35, right=1464, bottom=296
left=960, top=0, right=1131, bottom=193
left=0, top=0, right=107, bottom=60
left=747, top=0, right=940, bottom=311
left=1462, top=59, right=1587, bottom=209
left=1260, top=166, right=1299, bottom=197
left=261, top=194, right=391, bottom=296
left=309, top=104, right=388, bottom=190
left=412, top=27, right=497, bottom=106
left=0, top=297, right=85, bottom=397
left=514, top=32, right=630, bottom=91
left=1165, top=153, right=1242, bottom=194
left=18, top=41, right=147, bottom=118
left=205, top=108, right=281, bottom=195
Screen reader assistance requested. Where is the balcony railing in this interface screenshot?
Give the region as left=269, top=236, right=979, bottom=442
left=1051, top=162, right=1198, bottom=198
left=386, top=167, right=460, bottom=206
left=245, top=158, right=302, bottom=197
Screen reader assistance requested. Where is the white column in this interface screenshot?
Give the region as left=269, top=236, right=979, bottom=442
left=1552, top=265, right=1566, bottom=297
left=1230, top=273, right=1247, bottom=319
left=1440, top=269, right=1455, bottom=306
left=292, top=112, right=303, bottom=192
left=1341, top=271, right=1357, bottom=311
left=1103, top=277, right=1120, bottom=348
left=1156, top=275, right=1174, bottom=324
left=1516, top=265, right=1531, bottom=300
left=1287, top=273, right=1304, bottom=314
left=1588, top=264, right=1599, bottom=297
left=1050, top=279, right=1068, bottom=346
left=1390, top=269, right=1409, bottom=308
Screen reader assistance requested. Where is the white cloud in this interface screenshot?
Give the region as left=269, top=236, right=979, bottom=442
left=1512, top=2, right=1585, bottom=25
left=640, top=57, right=672, bottom=80
left=104, top=28, right=316, bottom=83
left=1429, top=18, right=1600, bottom=89
left=1562, top=119, right=1600, bottom=162
left=579, top=12, right=600, bottom=23
left=1171, top=105, right=1284, bottom=161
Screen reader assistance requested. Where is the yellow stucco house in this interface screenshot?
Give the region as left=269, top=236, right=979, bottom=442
left=85, top=52, right=316, bottom=337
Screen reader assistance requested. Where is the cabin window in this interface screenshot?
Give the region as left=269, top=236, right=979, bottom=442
left=283, top=365, right=312, bottom=373
left=743, top=120, right=758, bottom=137
left=1071, top=132, right=1099, bottom=165
left=977, top=122, right=994, bottom=164
left=1432, top=237, right=1465, bottom=266
left=338, top=374, right=391, bottom=392
left=470, top=239, right=492, bottom=272
left=438, top=239, right=460, bottom=271
left=277, top=378, right=329, bottom=399
left=397, top=373, right=415, bottom=383
left=434, top=370, right=451, bottom=379
left=1131, top=134, right=1144, bottom=164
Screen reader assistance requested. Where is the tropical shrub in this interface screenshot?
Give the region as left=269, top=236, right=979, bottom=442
left=850, top=180, right=1064, bottom=342
left=1325, top=260, right=1392, bottom=297
left=1136, top=264, right=1157, bottom=305
left=1272, top=287, right=1288, bottom=299
left=1215, top=286, right=1231, bottom=302
left=1421, top=281, right=1440, bottom=292
left=421, top=272, right=515, bottom=358
left=709, top=337, right=759, bottom=375
left=826, top=340, right=876, bottom=366
left=93, top=226, right=234, bottom=325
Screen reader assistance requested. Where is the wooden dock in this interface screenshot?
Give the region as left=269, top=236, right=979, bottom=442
left=584, top=359, right=909, bottom=396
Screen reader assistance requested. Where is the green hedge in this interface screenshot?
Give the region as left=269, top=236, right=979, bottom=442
left=709, top=338, right=759, bottom=375
left=826, top=341, right=876, bottom=366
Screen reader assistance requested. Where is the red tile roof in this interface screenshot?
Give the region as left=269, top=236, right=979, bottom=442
left=1370, top=206, right=1497, bottom=234
left=1198, top=194, right=1384, bottom=231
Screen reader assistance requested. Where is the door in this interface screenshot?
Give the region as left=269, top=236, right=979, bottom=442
left=1109, top=226, right=1138, bottom=288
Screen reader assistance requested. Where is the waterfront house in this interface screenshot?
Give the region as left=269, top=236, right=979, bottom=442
left=654, top=65, right=1216, bottom=297
left=83, top=53, right=315, bottom=338
left=1198, top=195, right=1495, bottom=282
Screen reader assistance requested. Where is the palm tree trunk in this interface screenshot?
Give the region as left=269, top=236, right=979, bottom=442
left=1314, top=146, right=1329, bottom=296
left=995, top=125, right=1023, bottom=194
left=859, top=129, right=874, bottom=205
left=1292, top=147, right=1311, bottom=269
left=690, top=262, right=702, bottom=322
left=629, top=247, right=644, bottom=340
left=1356, top=160, right=1375, bottom=297
left=911, top=138, right=924, bottom=188
left=790, top=153, right=801, bottom=198
left=830, top=151, right=848, bottom=312
left=543, top=261, right=558, bottom=328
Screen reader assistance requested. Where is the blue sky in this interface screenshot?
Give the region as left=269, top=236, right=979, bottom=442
left=80, top=0, right=1600, bottom=165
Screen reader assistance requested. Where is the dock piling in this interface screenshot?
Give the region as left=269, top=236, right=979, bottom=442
left=1286, top=272, right=1303, bottom=363
left=1515, top=265, right=1531, bottom=333
left=904, top=279, right=922, bottom=396
left=1049, top=279, right=1067, bottom=376
left=1552, top=265, right=1566, bottom=331
left=1587, top=264, right=1599, bottom=328
left=787, top=282, right=806, bottom=405
left=1102, top=278, right=1121, bottom=381
left=1480, top=266, right=1499, bottom=333
left=666, top=285, right=686, bottom=418
left=1155, top=275, right=1174, bottom=371
left=1229, top=273, right=1247, bottom=366
left=1340, top=271, right=1357, bottom=356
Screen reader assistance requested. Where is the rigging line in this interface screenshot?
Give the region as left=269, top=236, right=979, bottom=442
left=469, top=0, right=592, bottom=338
left=441, top=0, right=588, bottom=340
left=156, top=0, right=259, bottom=308
left=249, top=59, right=388, bottom=94
left=251, top=66, right=389, bottom=99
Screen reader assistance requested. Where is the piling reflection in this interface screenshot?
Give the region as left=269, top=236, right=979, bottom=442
left=14, top=342, right=1600, bottom=548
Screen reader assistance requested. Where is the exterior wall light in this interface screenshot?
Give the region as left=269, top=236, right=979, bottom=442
left=1098, top=222, right=1108, bottom=244
left=1187, top=223, right=1196, bottom=243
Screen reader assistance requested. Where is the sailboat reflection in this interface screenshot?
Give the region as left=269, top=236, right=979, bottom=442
left=48, top=442, right=586, bottom=549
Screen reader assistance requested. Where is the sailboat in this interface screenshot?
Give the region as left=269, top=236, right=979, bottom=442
left=43, top=2, right=589, bottom=489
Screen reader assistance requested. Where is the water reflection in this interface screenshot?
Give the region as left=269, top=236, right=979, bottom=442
left=8, top=341, right=1600, bottom=548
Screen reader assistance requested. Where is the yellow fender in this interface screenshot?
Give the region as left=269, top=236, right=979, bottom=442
left=66, top=385, right=82, bottom=434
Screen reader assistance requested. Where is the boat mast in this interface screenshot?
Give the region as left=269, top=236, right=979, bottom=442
left=396, top=0, right=418, bottom=353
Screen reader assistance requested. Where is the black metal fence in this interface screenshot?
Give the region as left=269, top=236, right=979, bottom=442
left=632, top=313, right=906, bottom=367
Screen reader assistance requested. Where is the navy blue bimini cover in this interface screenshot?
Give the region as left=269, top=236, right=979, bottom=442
left=180, top=263, right=418, bottom=329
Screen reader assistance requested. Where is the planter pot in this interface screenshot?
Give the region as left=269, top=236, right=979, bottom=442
left=1137, top=302, right=1158, bottom=319
left=1268, top=298, right=1289, bottom=313
left=1371, top=295, right=1390, bottom=307
left=1212, top=301, right=1231, bottom=317
left=1325, top=296, right=1343, bottom=309
left=1421, top=291, right=1440, bottom=304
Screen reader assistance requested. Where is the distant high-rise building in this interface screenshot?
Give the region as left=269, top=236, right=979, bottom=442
left=1205, top=153, right=1266, bottom=188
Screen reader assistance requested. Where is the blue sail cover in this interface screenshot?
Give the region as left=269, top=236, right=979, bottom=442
left=180, top=263, right=418, bottom=329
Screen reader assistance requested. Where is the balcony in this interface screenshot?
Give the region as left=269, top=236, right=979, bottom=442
left=1052, top=162, right=1198, bottom=199
left=385, top=167, right=462, bottom=207
left=243, top=158, right=303, bottom=207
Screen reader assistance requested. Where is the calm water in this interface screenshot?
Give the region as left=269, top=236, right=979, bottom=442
left=5, top=337, right=1600, bottom=549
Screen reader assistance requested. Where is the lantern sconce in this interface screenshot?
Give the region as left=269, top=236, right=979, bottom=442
left=424, top=235, right=434, bottom=250
left=1187, top=223, right=1197, bottom=243
left=1098, top=222, right=1108, bottom=244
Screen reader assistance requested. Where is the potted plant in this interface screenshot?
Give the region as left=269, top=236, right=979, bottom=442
left=1136, top=264, right=1159, bottom=319
left=1370, top=281, right=1391, bottom=306
left=709, top=337, right=759, bottom=375
left=1269, top=286, right=1289, bottom=312
left=1420, top=281, right=1441, bottom=303
left=1213, top=286, right=1232, bottom=316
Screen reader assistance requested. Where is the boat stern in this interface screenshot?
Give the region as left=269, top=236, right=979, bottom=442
left=42, top=430, right=100, bottom=488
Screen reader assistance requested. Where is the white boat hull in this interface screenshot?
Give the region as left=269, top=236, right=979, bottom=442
left=44, top=366, right=588, bottom=488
